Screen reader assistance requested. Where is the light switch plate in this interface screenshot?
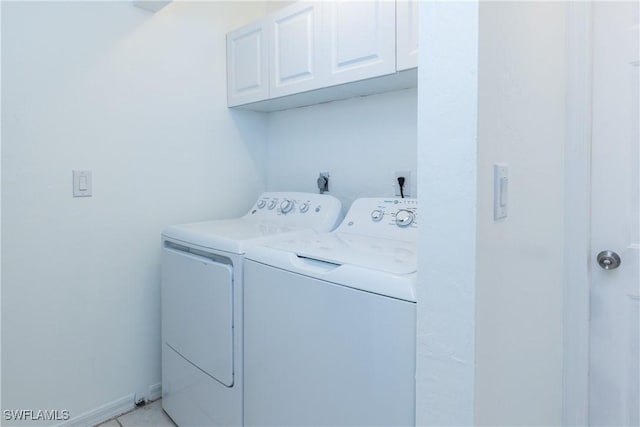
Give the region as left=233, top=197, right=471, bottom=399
left=73, top=170, right=92, bottom=197
left=493, top=163, right=508, bottom=220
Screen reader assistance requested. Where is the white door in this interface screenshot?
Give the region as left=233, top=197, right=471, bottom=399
left=226, top=19, right=269, bottom=107
left=270, top=1, right=324, bottom=98
left=589, top=2, right=640, bottom=425
left=323, top=0, right=396, bottom=87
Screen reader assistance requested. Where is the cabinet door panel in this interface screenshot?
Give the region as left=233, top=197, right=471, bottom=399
left=271, top=2, right=323, bottom=98
left=396, top=0, right=419, bottom=70
left=324, top=0, right=396, bottom=86
left=227, top=21, right=269, bottom=106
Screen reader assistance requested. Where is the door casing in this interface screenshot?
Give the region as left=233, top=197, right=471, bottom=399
left=563, top=2, right=592, bottom=425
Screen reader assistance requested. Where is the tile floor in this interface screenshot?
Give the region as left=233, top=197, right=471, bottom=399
left=96, top=399, right=176, bottom=427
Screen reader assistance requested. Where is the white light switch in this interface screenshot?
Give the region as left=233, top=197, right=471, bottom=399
left=73, top=170, right=92, bottom=197
left=494, top=164, right=508, bottom=220
left=79, top=175, right=88, bottom=191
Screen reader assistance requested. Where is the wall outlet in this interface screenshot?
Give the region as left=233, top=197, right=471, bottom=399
left=394, top=171, right=411, bottom=197
left=317, top=171, right=330, bottom=194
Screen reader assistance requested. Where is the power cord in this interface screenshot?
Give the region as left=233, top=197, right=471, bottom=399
left=397, top=176, right=406, bottom=199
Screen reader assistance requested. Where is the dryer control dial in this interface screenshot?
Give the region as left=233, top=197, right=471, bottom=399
left=267, top=199, right=277, bottom=210
left=371, top=209, right=384, bottom=222
left=299, top=202, right=310, bottom=213
left=280, top=199, right=294, bottom=213
left=257, top=200, right=266, bottom=209
left=395, top=210, right=414, bottom=227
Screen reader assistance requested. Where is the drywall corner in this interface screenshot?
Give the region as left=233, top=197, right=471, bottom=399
left=416, top=1, right=479, bottom=425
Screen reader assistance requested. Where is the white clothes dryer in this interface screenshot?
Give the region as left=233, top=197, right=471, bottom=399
left=161, top=192, right=342, bottom=427
left=243, top=197, right=418, bottom=427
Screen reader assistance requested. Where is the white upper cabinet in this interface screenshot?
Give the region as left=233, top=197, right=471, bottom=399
left=270, top=2, right=324, bottom=98
left=227, top=20, right=269, bottom=107
left=227, top=1, right=418, bottom=111
left=396, top=0, right=419, bottom=71
left=323, top=0, right=396, bottom=86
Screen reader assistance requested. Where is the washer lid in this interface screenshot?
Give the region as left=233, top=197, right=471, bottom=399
left=266, top=232, right=417, bottom=276
left=245, top=244, right=416, bottom=302
left=163, top=218, right=308, bottom=254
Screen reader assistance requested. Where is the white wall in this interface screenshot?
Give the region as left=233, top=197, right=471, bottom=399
left=474, top=2, right=566, bottom=425
left=415, top=2, right=478, bottom=425
left=1, top=2, right=570, bottom=426
left=264, top=1, right=296, bottom=14
left=1, top=1, right=267, bottom=424
left=0, top=0, right=3, bottom=414
left=266, top=89, right=417, bottom=210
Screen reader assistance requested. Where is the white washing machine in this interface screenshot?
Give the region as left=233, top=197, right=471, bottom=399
left=161, top=192, right=343, bottom=427
left=243, top=197, right=418, bottom=427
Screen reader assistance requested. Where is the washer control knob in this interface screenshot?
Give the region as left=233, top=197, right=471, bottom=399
left=280, top=199, right=294, bottom=213
left=395, top=210, right=414, bottom=227
left=267, top=199, right=277, bottom=210
left=257, top=200, right=266, bottom=209
left=300, top=202, right=310, bottom=213
left=371, top=210, right=384, bottom=222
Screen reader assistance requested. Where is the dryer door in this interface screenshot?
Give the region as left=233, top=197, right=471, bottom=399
left=162, top=245, right=234, bottom=387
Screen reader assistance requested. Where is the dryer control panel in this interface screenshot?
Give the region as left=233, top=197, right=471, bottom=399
left=245, top=192, right=343, bottom=232
left=336, top=198, right=418, bottom=241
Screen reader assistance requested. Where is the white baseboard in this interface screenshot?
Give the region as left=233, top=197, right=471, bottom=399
left=147, top=383, right=162, bottom=402
left=57, top=394, right=135, bottom=427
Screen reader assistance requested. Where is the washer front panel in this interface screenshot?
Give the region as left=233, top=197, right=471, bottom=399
left=244, top=260, right=416, bottom=426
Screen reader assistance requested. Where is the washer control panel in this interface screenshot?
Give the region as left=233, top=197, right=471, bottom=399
left=337, top=198, right=418, bottom=240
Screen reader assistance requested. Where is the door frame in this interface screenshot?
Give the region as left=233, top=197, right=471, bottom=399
left=563, top=2, right=592, bottom=425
